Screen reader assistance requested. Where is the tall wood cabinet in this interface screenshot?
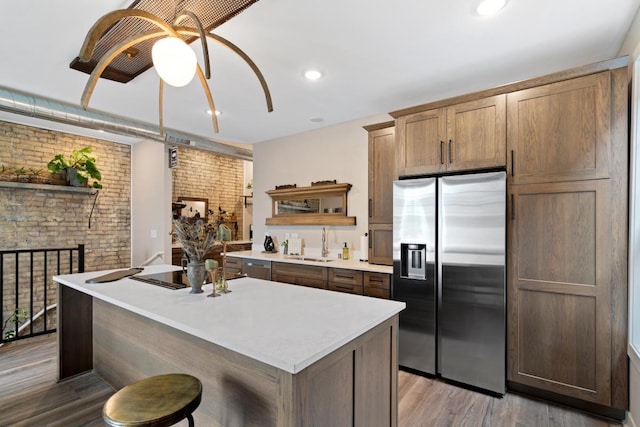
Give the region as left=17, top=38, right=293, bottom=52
left=389, top=56, right=629, bottom=418
left=365, top=122, right=396, bottom=265
left=506, top=66, right=629, bottom=415
left=395, top=95, right=506, bottom=177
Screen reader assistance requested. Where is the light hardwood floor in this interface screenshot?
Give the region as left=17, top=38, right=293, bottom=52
left=0, top=335, right=625, bottom=426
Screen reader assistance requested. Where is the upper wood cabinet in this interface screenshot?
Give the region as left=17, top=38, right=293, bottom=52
left=367, top=123, right=396, bottom=224
left=365, top=121, right=395, bottom=266
left=395, top=95, right=506, bottom=176
left=507, top=72, right=611, bottom=184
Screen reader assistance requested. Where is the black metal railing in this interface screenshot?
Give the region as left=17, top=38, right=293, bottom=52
left=0, top=244, right=84, bottom=344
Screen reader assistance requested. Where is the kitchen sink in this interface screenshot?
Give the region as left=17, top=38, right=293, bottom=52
left=285, top=255, right=335, bottom=263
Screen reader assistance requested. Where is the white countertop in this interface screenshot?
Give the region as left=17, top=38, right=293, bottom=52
left=226, top=250, right=394, bottom=273
left=54, top=264, right=404, bottom=374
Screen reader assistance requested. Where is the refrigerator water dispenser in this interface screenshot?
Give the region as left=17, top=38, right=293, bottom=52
left=400, top=243, right=427, bottom=280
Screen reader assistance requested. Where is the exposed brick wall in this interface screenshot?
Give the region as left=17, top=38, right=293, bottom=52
left=0, top=120, right=131, bottom=337
left=172, top=146, right=244, bottom=240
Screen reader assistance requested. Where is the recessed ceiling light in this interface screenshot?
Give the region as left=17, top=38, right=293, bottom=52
left=310, top=117, right=324, bottom=123
left=206, top=109, right=221, bottom=116
left=303, top=69, right=323, bottom=81
left=477, top=0, right=507, bottom=15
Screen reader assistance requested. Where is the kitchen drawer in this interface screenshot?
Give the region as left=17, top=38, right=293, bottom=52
left=328, top=268, right=363, bottom=286
left=277, top=274, right=327, bottom=289
left=364, top=287, right=390, bottom=299
left=364, top=272, right=391, bottom=299
left=328, top=282, right=363, bottom=295
left=272, top=262, right=327, bottom=289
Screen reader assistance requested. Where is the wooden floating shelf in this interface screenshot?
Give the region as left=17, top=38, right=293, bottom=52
left=266, top=182, right=356, bottom=226
left=0, top=181, right=97, bottom=195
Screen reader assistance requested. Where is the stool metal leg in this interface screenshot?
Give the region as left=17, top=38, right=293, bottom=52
left=187, top=414, right=195, bottom=427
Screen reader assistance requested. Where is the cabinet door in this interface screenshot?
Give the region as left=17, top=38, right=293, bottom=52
left=396, top=108, right=447, bottom=176
left=368, top=126, right=396, bottom=224
left=507, top=72, right=611, bottom=184
left=446, top=95, right=506, bottom=171
left=507, top=180, right=612, bottom=405
left=369, top=224, right=392, bottom=266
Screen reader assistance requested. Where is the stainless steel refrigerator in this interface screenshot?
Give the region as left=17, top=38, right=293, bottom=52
left=392, top=171, right=506, bottom=395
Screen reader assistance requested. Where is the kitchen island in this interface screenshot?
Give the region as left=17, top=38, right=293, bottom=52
left=54, top=264, right=404, bottom=426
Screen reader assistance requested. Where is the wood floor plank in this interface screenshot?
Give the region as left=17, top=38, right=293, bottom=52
left=0, top=335, right=626, bottom=426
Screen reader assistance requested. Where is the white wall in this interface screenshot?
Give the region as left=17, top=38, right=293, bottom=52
left=252, top=113, right=391, bottom=258
left=131, top=140, right=172, bottom=267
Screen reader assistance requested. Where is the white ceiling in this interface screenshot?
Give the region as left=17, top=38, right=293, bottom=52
left=0, top=0, right=638, bottom=145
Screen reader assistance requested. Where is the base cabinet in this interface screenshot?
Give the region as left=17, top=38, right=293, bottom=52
left=271, top=262, right=391, bottom=299
left=272, top=262, right=328, bottom=289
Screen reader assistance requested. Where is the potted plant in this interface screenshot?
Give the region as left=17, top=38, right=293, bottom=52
left=47, top=146, right=103, bottom=189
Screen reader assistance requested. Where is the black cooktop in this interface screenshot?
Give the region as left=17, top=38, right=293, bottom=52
left=130, top=271, right=189, bottom=290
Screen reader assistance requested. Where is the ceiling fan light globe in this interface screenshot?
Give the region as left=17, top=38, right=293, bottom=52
left=151, top=37, right=197, bottom=87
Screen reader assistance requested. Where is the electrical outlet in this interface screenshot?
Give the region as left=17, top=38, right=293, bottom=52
left=150, top=229, right=157, bottom=239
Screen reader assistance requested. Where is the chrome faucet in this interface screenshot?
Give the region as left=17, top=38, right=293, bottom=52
left=321, top=227, right=329, bottom=257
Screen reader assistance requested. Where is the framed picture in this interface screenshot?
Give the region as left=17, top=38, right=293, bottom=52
left=177, top=197, right=208, bottom=221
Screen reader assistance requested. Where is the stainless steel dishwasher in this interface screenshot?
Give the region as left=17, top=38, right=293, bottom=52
left=241, top=258, right=272, bottom=280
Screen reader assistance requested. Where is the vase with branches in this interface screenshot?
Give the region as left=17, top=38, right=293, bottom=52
left=172, top=216, right=222, bottom=293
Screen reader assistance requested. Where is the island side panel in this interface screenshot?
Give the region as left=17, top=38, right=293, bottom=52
left=291, top=315, right=399, bottom=427
left=93, top=298, right=400, bottom=427
left=92, top=299, right=281, bottom=426
left=57, top=284, right=93, bottom=380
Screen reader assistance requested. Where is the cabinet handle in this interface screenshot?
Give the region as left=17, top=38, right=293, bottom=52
left=335, top=274, right=355, bottom=279
left=448, top=140, right=453, bottom=163
left=511, top=150, right=515, bottom=177
left=368, top=198, right=372, bottom=218
left=510, top=194, right=515, bottom=221
left=440, top=141, right=444, bottom=165
left=368, top=231, right=372, bottom=248
left=335, top=284, right=353, bottom=290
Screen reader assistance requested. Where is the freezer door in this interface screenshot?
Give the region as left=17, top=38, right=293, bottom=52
left=393, top=178, right=437, bottom=374
left=439, top=171, right=506, bottom=394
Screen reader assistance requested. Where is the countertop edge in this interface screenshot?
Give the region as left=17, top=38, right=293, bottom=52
left=226, top=250, right=393, bottom=273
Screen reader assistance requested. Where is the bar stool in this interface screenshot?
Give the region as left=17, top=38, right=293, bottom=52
left=103, top=373, right=202, bottom=427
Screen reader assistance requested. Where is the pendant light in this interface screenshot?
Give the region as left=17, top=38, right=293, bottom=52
left=151, top=37, right=197, bottom=87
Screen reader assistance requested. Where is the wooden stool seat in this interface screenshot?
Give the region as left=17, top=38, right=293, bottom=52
left=103, top=373, right=202, bottom=427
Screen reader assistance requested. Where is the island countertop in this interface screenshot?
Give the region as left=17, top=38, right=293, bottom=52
left=54, top=264, right=404, bottom=374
